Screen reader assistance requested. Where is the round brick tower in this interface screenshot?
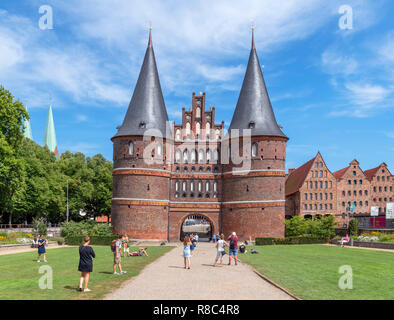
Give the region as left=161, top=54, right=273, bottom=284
left=222, top=29, right=289, bottom=240
left=111, top=30, right=172, bottom=240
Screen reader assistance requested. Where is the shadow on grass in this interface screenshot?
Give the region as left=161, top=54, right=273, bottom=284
left=64, top=285, right=79, bottom=291
left=99, top=271, right=114, bottom=274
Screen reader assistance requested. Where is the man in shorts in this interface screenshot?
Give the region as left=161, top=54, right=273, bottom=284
left=228, top=232, right=239, bottom=266
left=113, top=235, right=127, bottom=275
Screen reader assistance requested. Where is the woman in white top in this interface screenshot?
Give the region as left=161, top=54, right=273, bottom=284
left=213, top=234, right=229, bottom=267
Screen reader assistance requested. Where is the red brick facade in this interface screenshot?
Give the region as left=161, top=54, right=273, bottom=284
left=286, top=154, right=394, bottom=227
left=112, top=93, right=288, bottom=241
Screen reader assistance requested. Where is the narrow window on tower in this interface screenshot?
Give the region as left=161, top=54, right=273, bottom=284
left=128, top=141, right=134, bottom=155
left=251, top=143, right=258, bottom=157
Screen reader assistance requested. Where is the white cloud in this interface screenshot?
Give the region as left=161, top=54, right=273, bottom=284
left=321, top=49, right=359, bottom=76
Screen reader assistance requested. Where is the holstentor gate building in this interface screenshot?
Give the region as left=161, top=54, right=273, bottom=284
left=111, top=29, right=289, bottom=241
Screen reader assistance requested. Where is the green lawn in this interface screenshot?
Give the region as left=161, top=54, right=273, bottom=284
left=0, top=245, right=173, bottom=300
left=240, top=245, right=394, bottom=300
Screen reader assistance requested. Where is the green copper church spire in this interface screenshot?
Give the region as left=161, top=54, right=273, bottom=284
left=23, top=108, right=33, bottom=140
left=43, top=104, right=60, bottom=159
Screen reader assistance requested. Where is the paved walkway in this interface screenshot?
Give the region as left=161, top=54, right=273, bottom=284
left=105, top=242, right=293, bottom=300
left=324, top=243, right=394, bottom=253
left=0, top=244, right=72, bottom=256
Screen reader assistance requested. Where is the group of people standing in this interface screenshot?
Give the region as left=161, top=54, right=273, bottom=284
left=213, top=232, right=239, bottom=267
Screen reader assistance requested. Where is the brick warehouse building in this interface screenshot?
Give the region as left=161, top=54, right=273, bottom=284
left=111, top=29, right=289, bottom=241
left=285, top=153, right=394, bottom=228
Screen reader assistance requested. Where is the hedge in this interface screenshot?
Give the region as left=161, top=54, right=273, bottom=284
left=65, top=235, right=118, bottom=246
left=255, top=236, right=329, bottom=246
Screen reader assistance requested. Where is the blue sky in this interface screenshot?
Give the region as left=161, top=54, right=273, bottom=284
left=1, top=0, right=393, bottom=173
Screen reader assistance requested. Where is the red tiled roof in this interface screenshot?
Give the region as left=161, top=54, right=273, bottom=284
left=285, top=157, right=316, bottom=196
left=333, top=166, right=349, bottom=180
left=364, top=166, right=380, bottom=181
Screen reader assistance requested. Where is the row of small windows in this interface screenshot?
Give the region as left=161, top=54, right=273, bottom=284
left=347, top=179, right=363, bottom=185
left=304, top=203, right=333, bottom=210
left=342, top=190, right=368, bottom=196
left=175, top=125, right=221, bottom=140
left=375, top=175, right=391, bottom=182
left=373, top=197, right=393, bottom=202
left=174, top=180, right=218, bottom=198
left=175, top=149, right=219, bottom=163
left=373, top=186, right=392, bottom=192
left=311, top=170, right=327, bottom=178
left=342, top=201, right=368, bottom=207
left=304, top=193, right=333, bottom=201
left=175, top=181, right=218, bottom=193
left=314, top=162, right=324, bottom=168
left=175, top=166, right=219, bottom=173
left=307, top=181, right=333, bottom=189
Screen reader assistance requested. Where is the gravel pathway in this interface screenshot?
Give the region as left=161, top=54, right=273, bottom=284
left=105, top=242, right=293, bottom=300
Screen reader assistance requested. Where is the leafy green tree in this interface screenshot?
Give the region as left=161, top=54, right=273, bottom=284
left=0, top=87, right=28, bottom=225
left=284, top=216, right=308, bottom=237
left=85, top=154, right=112, bottom=222
left=348, top=219, right=359, bottom=237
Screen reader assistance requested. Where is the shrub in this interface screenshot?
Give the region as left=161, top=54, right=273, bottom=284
left=65, top=235, right=117, bottom=246
left=284, top=216, right=308, bottom=237
left=61, top=221, right=112, bottom=238
left=255, top=236, right=328, bottom=246
left=348, top=219, right=359, bottom=237
left=32, top=218, right=47, bottom=236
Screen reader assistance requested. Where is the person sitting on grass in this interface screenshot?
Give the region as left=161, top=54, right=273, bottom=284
left=340, top=234, right=350, bottom=247
left=113, top=235, right=127, bottom=275
left=129, top=248, right=149, bottom=257
left=37, top=235, right=47, bottom=263
left=78, top=236, right=95, bottom=292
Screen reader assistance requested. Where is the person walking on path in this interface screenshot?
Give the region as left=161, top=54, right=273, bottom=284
left=113, top=235, right=127, bottom=275
left=37, top=235, right=47, bottom=262
left=213, top=234, right=228, bottom=267
left=212, top=234, right=216, bottom=243
left=78, top=236, right=95, bottom=292
left=228, top=232, right=239, bottom=266
left=183, top=235, right=192, bottom=269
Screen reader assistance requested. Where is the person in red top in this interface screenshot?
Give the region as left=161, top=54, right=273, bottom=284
left=227, top=232, right=239, bottom=265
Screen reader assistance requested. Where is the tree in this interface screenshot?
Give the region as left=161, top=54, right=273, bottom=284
left=0, top=86, right=28, bottom=225
left=85, top=154, right=112, bottom=222
left=58, top=151, right=94, bottom=220
left=348, top=219, right=359, bottom=237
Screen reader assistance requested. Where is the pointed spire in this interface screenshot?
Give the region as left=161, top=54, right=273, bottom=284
left=113, top=29, right=171, bottom=139
left=44, top=104, right=60, bottom=159
left=251, top=25, right=255, bottom=49
left=148, top=26, right=152, bottom=47
left=228, top=28, right=287, bottom=138
left=23, top=108, right=33, bottom=140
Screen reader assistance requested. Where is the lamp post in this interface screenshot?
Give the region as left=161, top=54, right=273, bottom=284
left=66, top=179, right=69, bottom=222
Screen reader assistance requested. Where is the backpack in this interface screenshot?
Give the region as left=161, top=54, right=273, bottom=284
left=110, top=240, right=117, bottom=252
left=229, top=237, right=235, bottom=250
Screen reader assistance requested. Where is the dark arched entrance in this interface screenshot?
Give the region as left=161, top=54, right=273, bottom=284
left=180, top=214, right=213, bottom=242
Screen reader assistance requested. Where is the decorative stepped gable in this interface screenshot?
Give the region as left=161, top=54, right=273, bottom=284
left=228, top=29, right=287, bottom=138
left=43, top=104, right=59, bottom=159
left=23, top=108, right=33, bottom=140
left=113, top=29, right=171, bottom=139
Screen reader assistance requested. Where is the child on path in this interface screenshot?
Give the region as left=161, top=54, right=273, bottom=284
left=213, top=234, right=228, bottom=267
left=78, top=236, right=95, bottom=292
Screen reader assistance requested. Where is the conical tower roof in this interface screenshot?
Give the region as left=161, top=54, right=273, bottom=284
left=113, top=29, right=171, bottom=139
left=23, top=108, right=33, bottom=140
left=228, top=29, right=287, bottom=138
left=43, top=104, right=60, bottom=159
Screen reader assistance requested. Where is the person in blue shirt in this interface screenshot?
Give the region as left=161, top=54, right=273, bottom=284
left=37, top=235, right=47, bottom=262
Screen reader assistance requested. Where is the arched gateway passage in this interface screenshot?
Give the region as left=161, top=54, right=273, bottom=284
left=180, top=214, right=213, bottom=242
